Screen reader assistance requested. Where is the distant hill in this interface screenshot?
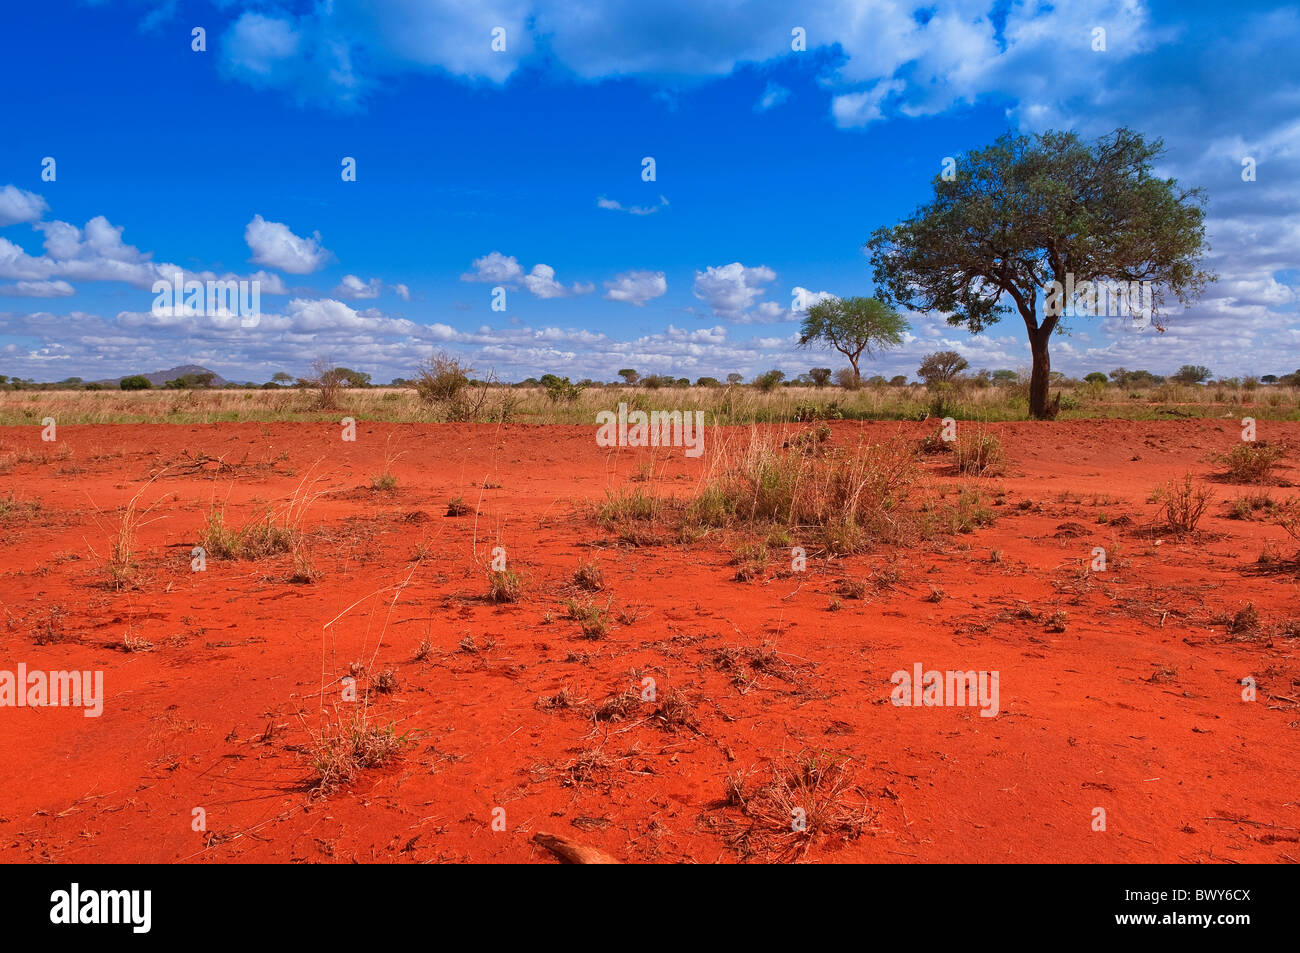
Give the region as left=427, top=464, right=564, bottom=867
left=95, top=365, right=231, bottom=388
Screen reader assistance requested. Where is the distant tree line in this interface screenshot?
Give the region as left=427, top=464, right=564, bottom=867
left=7, top=361, right=1300, bottom=392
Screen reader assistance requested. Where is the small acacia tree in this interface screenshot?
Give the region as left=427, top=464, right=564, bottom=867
left=917, top=351, right=969, bottom=386
left=809, top=367, right=832, bottom=388
left=1172, top=364, right=1212, bottom=384
left=867, top=128, right=1213, bottom=419
left=799, top=296, right=908, bottom=385
left=540, top=373, right=584, bottom=403
left=308, top=358, right=347, bottom=410
left=414, top=352, right=471, bottom=404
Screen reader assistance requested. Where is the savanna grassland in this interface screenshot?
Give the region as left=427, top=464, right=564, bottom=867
left=1, top=388, right=1298, bottom=863
left=4, top=378, right=1300, bottom=428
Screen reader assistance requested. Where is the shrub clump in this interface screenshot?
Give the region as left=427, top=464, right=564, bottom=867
left=953, top=432, right=1004, bottom=475
left=1213, top=442, right=1286, bottom=484
left=200, top=507, right=296, bottom=559
left=687, top=435, right=919, bottom=553
left=309, top=715, right=409, bottom=797
left=1152, top=473, right=1212, bottom=533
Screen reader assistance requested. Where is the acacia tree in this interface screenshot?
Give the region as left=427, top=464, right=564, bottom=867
left=798, top=296, right=908, bottom=385
left=917, top=350, right=969, bottom=386
left=866, top=128, right=1214, bottom=419
left=1173, top=364, right=1211, bottom=384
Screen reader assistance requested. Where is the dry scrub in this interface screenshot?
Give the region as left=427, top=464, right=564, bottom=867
left=596, top=431, right=994, bottom=554
left=712, top=751, right=873, bottom=862
left=1213, top=442, right=1287, bottom=484
left=1152, top=473, right=1213, bottom=533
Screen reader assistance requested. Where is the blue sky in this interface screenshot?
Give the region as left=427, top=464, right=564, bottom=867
left=1, top=0, right=1297, bottom=384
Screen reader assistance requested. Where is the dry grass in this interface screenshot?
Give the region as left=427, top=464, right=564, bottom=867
left=563, top=597, right=611, bottom=638
left=689, top=431, right=920, bottom=554
left=9, top=379, right=1300, bottom=427
left=1152, top=473, right=1213, bottom=533
left=573, top=559, right=605, bottom=591
left=715, top=751, right=873, bottom=862
left=592, top=430, right=1000, bottom=554
left=486, top=568, right=523, bottom=603
left=307, top=713, right=409, bottom=797
left=200, top=506, right=295, bottom=559
left=305, top=564, right=418, bottom=797
left=1228, top=491, right=1281, bottom=520
left=0, top=493, right=42, bottom=523
left=199, top=465, right=329, bottom=563
left=953, top=431, right=1005, bottom=475
left=1213, top=442, right=1287, bottom=484
left=413, top=353, right=517, bottom=422
left=96, top=470, right=171, bottom=590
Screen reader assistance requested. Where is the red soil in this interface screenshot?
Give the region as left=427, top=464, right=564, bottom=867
left=1, top=419, right=1297, bottom=863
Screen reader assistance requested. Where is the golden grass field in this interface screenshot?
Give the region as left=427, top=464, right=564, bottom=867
left=2, top=380, right=1299, bottom=427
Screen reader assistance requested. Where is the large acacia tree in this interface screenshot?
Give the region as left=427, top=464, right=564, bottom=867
left=866, top=128, right=1214, bottom=419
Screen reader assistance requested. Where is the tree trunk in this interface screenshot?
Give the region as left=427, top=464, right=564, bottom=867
left=1028, top=327, right=1053, bottom=419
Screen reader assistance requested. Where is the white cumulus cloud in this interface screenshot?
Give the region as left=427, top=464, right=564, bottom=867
left=334, top=274, right=382, bottom=299
left=462, top=252, right=590, bottom=298
left=0, top=186, right=49, bottom=226
left=604, top=270, right=667, bottom=306
left=245, top=214, right=332, bottom=274
left=692, top=262, right=778, bottom=320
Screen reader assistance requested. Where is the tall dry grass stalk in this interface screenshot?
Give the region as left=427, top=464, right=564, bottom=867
left=88, top=468, right=172, bottom=590
left=199, top=459, right=332, bottom=566
left=304, top=563, right=419, bottom=796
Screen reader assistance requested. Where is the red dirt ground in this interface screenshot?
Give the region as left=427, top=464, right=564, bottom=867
left=1, top=419, right=1297, bottom=863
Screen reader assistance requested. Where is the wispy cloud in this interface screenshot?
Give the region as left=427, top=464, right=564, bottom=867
left=596, top=195, right=669, bottom=215
left=461, top=252, right=593, bottom=298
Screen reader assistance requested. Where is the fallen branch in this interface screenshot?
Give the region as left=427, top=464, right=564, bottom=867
left=532, top=832, right=620, bottom=864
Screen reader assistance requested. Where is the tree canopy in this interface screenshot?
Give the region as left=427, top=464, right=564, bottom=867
left=867, top=128, right=1213, bottom=418
left=798, top=296, right=908, bottom=384
left=917, top=351, right=969, bottom=386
